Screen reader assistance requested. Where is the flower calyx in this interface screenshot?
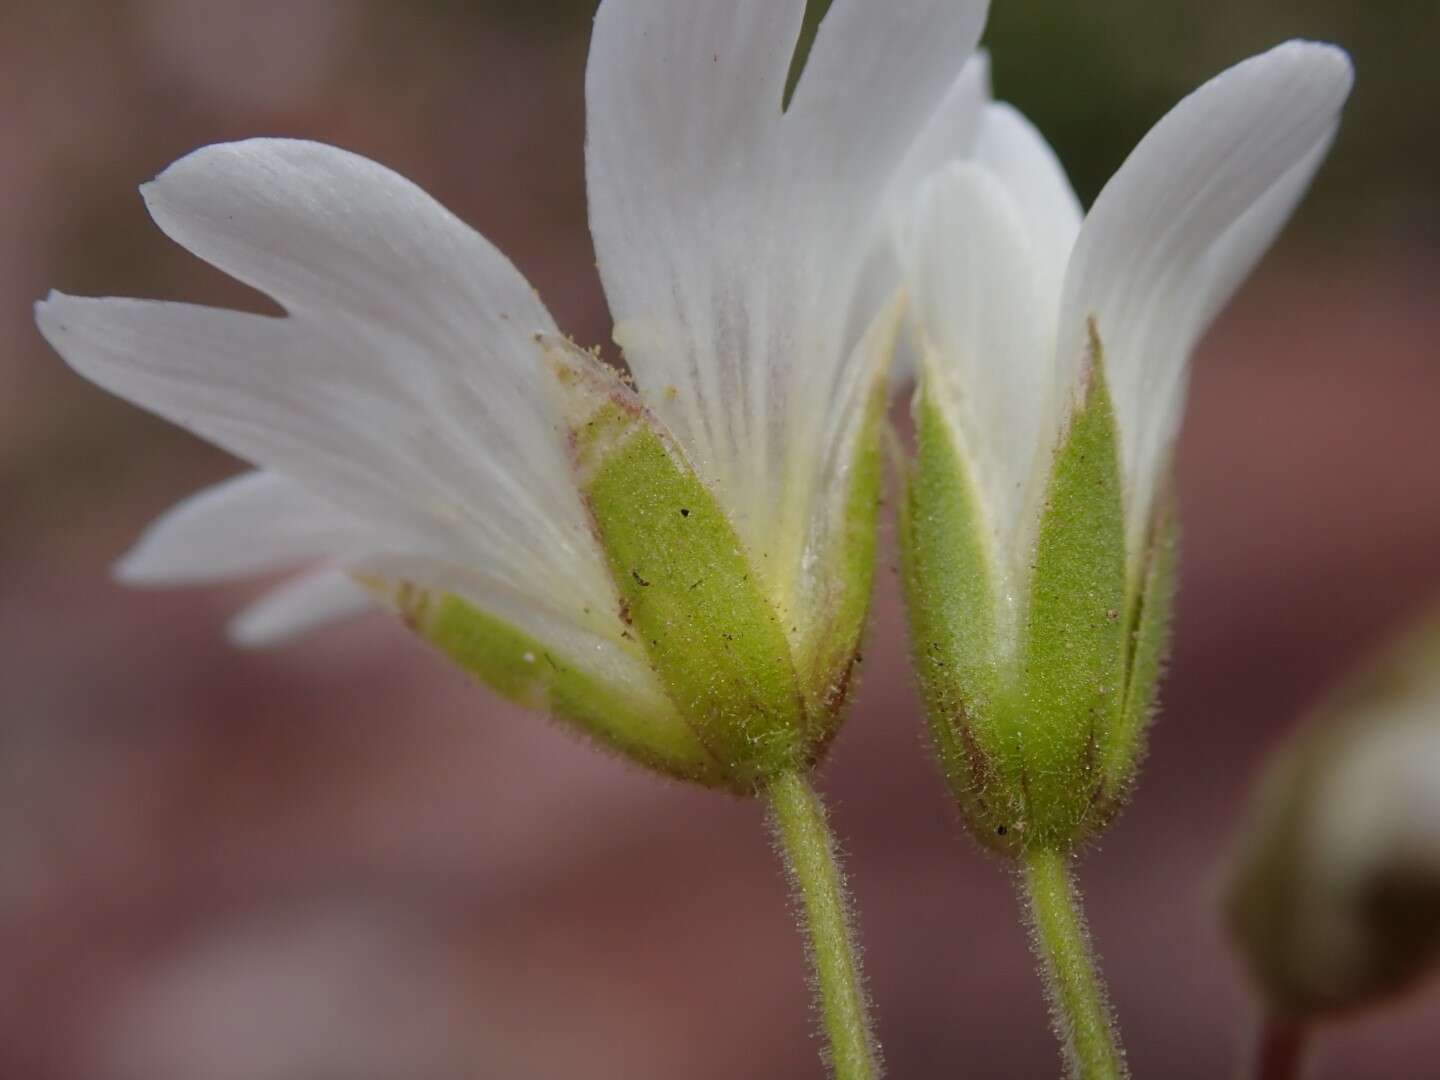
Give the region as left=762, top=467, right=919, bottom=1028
left=391, top=334, right=886, bottom=795
left=901, top=330, right=1176, bottom=855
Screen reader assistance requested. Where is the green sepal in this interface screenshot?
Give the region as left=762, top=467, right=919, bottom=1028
left=903, top=332, right=1150, bottom=855
left=792, top=303, right=901, bottom=748
left=899, top=376, right=1004, bottom=844
left=548, top=339, right=806, bottom=789
left=1009, top=350, right=1128, bottom=851
left=1101, top=496, right=1178, bottom=806
left=394, top=585, right=734, bottom=788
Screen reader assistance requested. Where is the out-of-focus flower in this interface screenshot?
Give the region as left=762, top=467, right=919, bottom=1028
left=896, top=42, right=1354, bottom=854
left=36, top=0, right=987, bottom=791
left=1227, top=608, right=1440, bottom=1018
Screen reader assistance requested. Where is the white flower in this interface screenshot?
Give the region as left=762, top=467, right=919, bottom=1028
left=895, top=41, right=1354, bottom=854
left=36, top=0, right=987, bottom=787
left=901, top=40, right=1354, bottom=592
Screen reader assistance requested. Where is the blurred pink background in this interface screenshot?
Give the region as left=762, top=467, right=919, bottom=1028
left=3, top=2, right=1439, bottom=1077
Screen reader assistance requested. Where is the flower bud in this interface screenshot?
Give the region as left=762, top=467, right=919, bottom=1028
left=1225, top=610, right=1440, bottom=1017
left=901, top=345, right=1176, bottom=855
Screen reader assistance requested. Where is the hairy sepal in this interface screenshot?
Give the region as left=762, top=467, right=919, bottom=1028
left=793, top=298, right=902, bottom=750
left=384, top=583, right=732, bottom=788
left=1010, top=346, right=1128, bottom=851
left=1102, top=496, right=1178, bottom=806
left=900, top=374, right=1005, bottom=846
left=545, top=337, right=808, bottom=790
left=903, top=333, right=1171, bottom=855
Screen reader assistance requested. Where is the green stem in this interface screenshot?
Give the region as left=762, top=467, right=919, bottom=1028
left=766, top=768, right=881, bottom=1080
left=1020, top=847, right=1127, bottom=1080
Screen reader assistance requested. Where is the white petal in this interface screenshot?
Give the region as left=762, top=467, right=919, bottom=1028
left=140, top=139, right=554, bottom=338
left=870, top=52, right=993, bottom=389
left=1059, top=41, right=1353, bottom=549
left=586, top=0, right=805, bottom=220
left=586, top=0, right=987, bottom=604
left=228, top=567, right=374, bottom=647
left=888, top=51, right=994, bottom=218
left=904, top=162, right=1060, bottom=570
left=972, top=102, right=1082, bottom=310
left=115, top=470, right=358, bottom=584
left=786, top=0, right=991, bottom=208
left=1192, top=125, right=1340, bottom=344
left=37, top=139, right=627, bottom=651
left=1131, top=126, right=1340, bottom=532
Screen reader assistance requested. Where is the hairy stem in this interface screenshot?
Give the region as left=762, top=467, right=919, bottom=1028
left=1021, top=847, right=1127, bottom=1079
left=766, top=768, right=881, bottom=1080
